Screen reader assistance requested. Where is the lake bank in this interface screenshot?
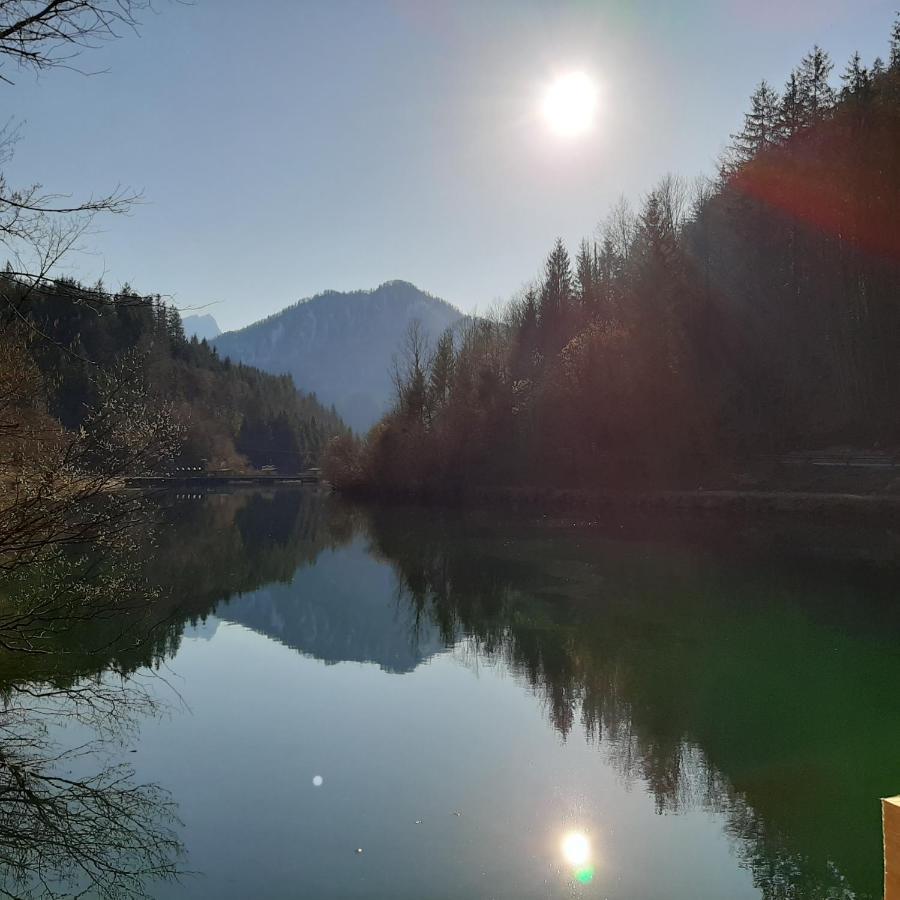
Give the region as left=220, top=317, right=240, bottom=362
left=339, top=482, right=900, bottom=521
left=332, top=448, right=900, bottom=520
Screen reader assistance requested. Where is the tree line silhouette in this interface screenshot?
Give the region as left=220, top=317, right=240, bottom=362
left=327, top=19, right=900, bottom=493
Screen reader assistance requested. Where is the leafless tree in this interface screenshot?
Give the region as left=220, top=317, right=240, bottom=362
left=689, top=174, right=716, bottom=216
left=0, top=343, right=183, bottom=891
left=603, top=195, right=637, bottom=262
left=654, top=173, right=689, bottom=237
left=0, top=344, right=181, bottom=575
left=0, top=127, right=139, bottom=337
left=0, top=669, right=182, bottom=899
left=0, top=1, right=154, bottom=82
left=0, top=8, right=185, bottom=896
left=0, top=0, right=182, bottom=648
left=0, top=1, right=178, bottom=324
left=391, top=319, right=431, bottom=417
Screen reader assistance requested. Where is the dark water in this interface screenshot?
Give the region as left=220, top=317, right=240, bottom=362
left=17, top=490, right=900, bottom=898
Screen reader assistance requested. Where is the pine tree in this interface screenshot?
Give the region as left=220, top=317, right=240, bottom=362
left=575, top=239, right=596, bottom=311
left=890, top=12, right=900, bottom=70
left=428, top=329, right=455, bottom=415
left=796, top=45, right=835, bottom=119
left=779, top=72, right=805, bottom=138
left=151, top=295, right=168, bottom=340
left=638, top=190, right=679, bottom=272
left=731, top=80, right=780, bottom=162
left=521, top=287, right=538, bottom=330
left=595, top=236, right=618, bottom=321
left=517, top=286, right=539, bottom=353
left=840, top=51, right=871, bottom=102
left=166, top=306, right=186, bottom=344
left=539, top=238, right=573, bottom=338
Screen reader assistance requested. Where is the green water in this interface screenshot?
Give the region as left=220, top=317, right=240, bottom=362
left=10, top=489, right=900, bottom=898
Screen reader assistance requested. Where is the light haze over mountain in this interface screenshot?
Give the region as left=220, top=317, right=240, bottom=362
left=213, top=281, right=463, bottom=432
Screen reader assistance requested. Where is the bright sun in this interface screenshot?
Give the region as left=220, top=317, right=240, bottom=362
left=561, top=831, right=591, bottom=867
left=541, top=71, right=598, bottom=138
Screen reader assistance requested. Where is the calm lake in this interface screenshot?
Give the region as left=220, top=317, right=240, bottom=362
left=33, top=489, right=900, bottom=898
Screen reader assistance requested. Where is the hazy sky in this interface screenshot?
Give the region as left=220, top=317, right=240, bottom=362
left=3, top=0, right=896, bottom=329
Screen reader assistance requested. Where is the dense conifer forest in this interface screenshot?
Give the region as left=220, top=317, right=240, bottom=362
left=2, top=274, right=346, bottom=473
left=327, top=22, right=900, bottom=494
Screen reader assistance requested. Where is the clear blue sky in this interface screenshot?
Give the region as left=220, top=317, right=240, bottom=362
left=3, top=0, right=896, bottom=329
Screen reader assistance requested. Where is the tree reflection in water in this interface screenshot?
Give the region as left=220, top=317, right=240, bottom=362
left=359, top=504, right=900, bottom=900
left=2, top=488, right=894, bottom=899
left=0, top=535, right=186, bottom=897
left=0, top=674, right=181, bottom=899
left=125, top=489, right=900, bottom=899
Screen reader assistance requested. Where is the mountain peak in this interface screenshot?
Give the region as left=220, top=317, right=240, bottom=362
left=213, top=284, right=464, bottom=432
left=181, top=313, right=221, bottom=341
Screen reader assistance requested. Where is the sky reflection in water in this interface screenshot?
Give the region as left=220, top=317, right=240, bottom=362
left=37, top=489, right=900, bottom=899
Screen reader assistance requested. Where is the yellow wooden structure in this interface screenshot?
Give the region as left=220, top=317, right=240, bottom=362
left=885, top=796, right=900, bottom=900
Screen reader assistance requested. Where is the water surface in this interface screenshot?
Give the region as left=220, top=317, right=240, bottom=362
left=22, top=490, right=900, bottom=898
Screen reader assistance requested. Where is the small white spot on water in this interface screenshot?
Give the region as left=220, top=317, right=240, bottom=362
left=312, top=775, right=323, bottom=787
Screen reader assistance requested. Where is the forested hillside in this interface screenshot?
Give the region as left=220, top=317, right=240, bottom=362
left=3, top=275, right=345, bottom=473
left=214, top=280, right=463, bottom=431
left=327, top=25, right=900, bottom=493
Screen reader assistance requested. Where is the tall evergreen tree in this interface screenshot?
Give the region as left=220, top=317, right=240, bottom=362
left=796, top=45, right=836, bottom=119
left=731, top=80, right=781, bottom=161
left=779, top=71, right=805, bottom=138
left=575, top=239, right=597, bottom=311
left=890, top=13, right=900, bottom=70
left=539, top=238, right=573, bottom=339
left=521, top=287, right=539, bottom=334
left=428, top=329, right=455, bottom=416
left=516, top=286, right=540, bottom=364
left=840, top=51, right=871, bottom=102
left=166, top=305, right=186, bottom=344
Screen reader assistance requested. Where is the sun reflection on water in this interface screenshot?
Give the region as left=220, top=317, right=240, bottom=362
left=561, top=830, right=596, bottom=884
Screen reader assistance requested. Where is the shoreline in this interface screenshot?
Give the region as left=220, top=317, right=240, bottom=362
left=337, top=484, right=900, bottom=519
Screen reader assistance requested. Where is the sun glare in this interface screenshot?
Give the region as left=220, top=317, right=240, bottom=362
left=561, top=831, right=591, bottom=867
left=560, top=830, right=596, bottom=885
left=541, top=72, right=598, bottom=138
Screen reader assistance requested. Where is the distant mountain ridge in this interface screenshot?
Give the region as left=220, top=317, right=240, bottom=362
left=213, top=281, right=464, bottom=431
left=181, top=313, right=220, bottom=341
